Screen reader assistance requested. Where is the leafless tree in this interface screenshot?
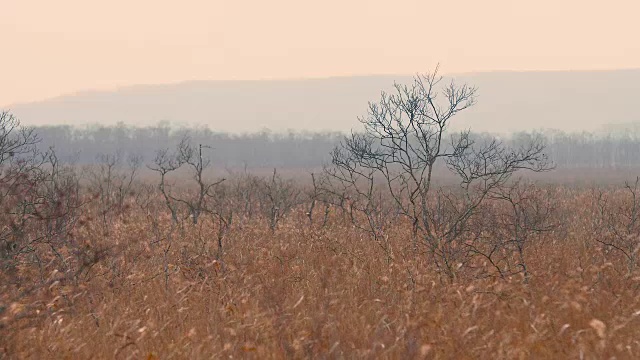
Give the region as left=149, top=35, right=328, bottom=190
left=0, top=112, right=85, bottom=268
left=149, top=136, right=225, bottom=225
left=176, top=140, right=225, bottom=224
left=146, top=135, right=231, bottom=284
left=148, top=146, right=182, bottom=224
left=0, top=112, right=99, bottom=333
left=306, top=173, right=331, bottom=227
left=320, top=153, right=396, bottom=260
left=85, top=152, right=141, bottom=234
left=463, top=181, right=557, bottom=281
left=322, top=68, right=552, bottom=278
left=38, top=149, right=84, bottom=256
left=593, top=177, right=640, bottom=274
left=257, top=168, right=302, bottom=231
left=222, top=165, right=260, bottom=225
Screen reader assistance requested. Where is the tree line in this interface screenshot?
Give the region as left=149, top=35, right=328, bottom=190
left=29, top=123, right=640, bottom=169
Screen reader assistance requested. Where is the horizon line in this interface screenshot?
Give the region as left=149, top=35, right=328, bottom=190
left=3, top=66, right=640, bottom=108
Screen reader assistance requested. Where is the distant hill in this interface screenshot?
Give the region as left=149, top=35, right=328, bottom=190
left=4, top=69, right=640, bottom=134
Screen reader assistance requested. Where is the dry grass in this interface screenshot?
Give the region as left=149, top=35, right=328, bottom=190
left=2, top=185, right=640, bottom=359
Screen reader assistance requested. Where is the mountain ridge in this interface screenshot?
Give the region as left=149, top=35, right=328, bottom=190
left=4, top=69, right=640, bottom=134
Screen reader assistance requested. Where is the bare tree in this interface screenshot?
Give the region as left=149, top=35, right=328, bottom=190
left=85, top=152, right=141, bottom=234
left=0, top=112, right=100, bottom=333
left=306, top=173, right=332, bottom=227
left=320, top=152, right=396, bottom=260
left=593, top=177, right=640, bottom=274
left=0, top=112, right=84, bottom=268
left=257, top=168, right=302, bottom=231
left=322, top=68, right=552, bottom=279
left=149, top=136, right=225, bottom=225
left=464, top=181, right=557, bottom=281
left=148, top=146, right=182, bottom=224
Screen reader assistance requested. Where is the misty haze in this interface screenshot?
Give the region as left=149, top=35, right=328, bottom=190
left=5, top=70, right=640, bottom=134
left=3, top=0, right=640, bottom=358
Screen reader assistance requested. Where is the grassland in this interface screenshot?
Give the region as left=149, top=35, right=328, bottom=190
left=2, top=175, right=640, bottom=359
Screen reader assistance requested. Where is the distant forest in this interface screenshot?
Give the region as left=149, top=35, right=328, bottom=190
left=33, top=122, right=640, bottom=169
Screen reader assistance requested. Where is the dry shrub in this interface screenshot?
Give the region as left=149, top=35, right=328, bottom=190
left=2, top=180, right=640, bottom=359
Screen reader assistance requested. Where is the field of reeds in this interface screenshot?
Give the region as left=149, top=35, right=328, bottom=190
left=3, top=169, right=640, bottom=359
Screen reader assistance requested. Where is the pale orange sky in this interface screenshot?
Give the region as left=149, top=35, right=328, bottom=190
left=1, top=0, right=639, bottom=106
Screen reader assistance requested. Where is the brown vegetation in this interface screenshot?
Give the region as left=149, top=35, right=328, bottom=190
left=2, top=68, right=640, bottom=359
left=2, top=178, right=640, bottom=359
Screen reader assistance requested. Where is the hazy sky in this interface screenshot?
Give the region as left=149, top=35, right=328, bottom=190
left=2, top=0, right=639, bottom=106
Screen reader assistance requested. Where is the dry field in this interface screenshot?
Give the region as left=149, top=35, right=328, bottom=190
left=2, top=174, right=640, bottom=360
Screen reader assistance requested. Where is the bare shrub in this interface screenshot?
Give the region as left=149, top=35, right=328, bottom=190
left=84, top=152, right=141, bottom=235
left=0, top=112, right=97, bottom=337
left=593, top=177, right=640, bottom=274
left=465, top=181, right=558, bottom=281
left=257, top=168, right=302, bottom=232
